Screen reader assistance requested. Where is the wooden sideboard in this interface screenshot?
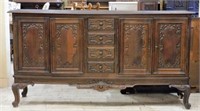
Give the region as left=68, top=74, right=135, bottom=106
left=10, top=9, right=194, bottom=109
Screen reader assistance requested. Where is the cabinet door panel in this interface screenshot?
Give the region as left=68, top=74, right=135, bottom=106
left=17, top=17, right=49, bottom=73
left=120, top=19, right=152, bottom=74
left=51, top=18, right=83, bottom=74
left=154, top=18, right=188, bottom=75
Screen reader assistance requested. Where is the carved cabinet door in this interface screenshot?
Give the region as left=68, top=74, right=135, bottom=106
left=16, top=17, right=49, bottom=74
left=153, top=18, right=188, bottom=75
left=50, top=18, right=83, bottom=75
left=120, top=19, right=152, bottom=75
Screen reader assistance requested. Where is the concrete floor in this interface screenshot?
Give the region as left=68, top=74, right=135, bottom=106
left=0, top=84, right=200, bottom=111
left=1, top=63, right=200, bottom=111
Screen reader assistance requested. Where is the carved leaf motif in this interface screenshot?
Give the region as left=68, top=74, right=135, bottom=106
left=158, top=23, right=181, bottom=68
left=124, top=23, right=148, bottom=69
left=22, top=23, right=46, bottom=67
left=88, top=33, right=114, bottom=45
left=88, top=62, right=114, bottom=73
left=88, top=19, right=114, bottom=31
left=88, top=48, right=114, bottom=60
left=55, top=24, right=79, bottom=68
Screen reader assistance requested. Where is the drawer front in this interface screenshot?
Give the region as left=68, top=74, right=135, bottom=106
left=88, top=19, right=114, bottom=31
left=88, top=33, right=114, bottom=45
left=88, top=47, right=114, bottom=60
left=88, top=62, right=114, bottom=73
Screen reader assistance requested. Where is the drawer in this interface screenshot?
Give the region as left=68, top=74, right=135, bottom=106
left=88, top=32, right=114, bottom=45
left=88, top=19, right=114, bottom=31
left=88, top=62, right=114, bottom=73
left=88, top=47, right=114, bottom=60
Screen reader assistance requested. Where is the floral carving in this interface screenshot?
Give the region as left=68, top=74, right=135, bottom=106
left=88, top=19, right=114, bottom=31
left=22, top=23, right=47, bottom=67
left=158, top=23, right=181, bottom=68
left=55, top=24, right=79, bottom=68
left=124, top=23, right=148, bottom=69
left=88, top=33, right=114, bottom=45
left=88, top=48, right=114, bottom=60
left=88, top=62, right=114, bottom=73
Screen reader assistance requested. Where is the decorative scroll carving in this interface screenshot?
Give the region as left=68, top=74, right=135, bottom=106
left=158, top=24, right=181, bottom=68
left=77, top=79, right=114, bottom=92
left=88, top=33, right=114, bottom=45
left=88, top=62, right=114, bottom=73
left=22, top=23, right=47, bottom=67
left=88, top=19, right=114, bottom=31
left=55, top=24, right=79, bottom=68
left=124, top=23, right=148, bottom=69
left=88, top=47, right=114, bottom=60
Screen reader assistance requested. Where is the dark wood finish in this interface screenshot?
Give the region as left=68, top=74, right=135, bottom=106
left=16, top=17, right=50, bottom=74
left=50, top=18, right=83, bottom=75
left=10, top=9, right=194, bottom=108
left=154, top=18, right=188, bottom=75
left=12, top=83, right=34, bottom=107
left=190, top=18, right=199, bottom=92
left=120, top=18, right=152, bottom=74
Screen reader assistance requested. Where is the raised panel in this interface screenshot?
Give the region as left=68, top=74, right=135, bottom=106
left=88, top=62, right=114, bottom=73
left=51, top=18, right=83, bottom=74
left=120, top=19, right=152, bottom=74
left=88, top=32, right=114, bottom=45
left=88, top=47, right=114, bottom=60
left=17, top=17, right=49, bottom=73
left=88, top=19, right=114, bottom=31
left=154, top=18, right=188, bottom=75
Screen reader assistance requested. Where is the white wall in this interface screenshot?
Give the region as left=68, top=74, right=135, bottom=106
left=0, top=0, right=11, bottom=88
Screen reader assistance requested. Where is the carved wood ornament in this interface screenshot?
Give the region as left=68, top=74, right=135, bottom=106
left=55, top=24, right=79, bottom=68
left=158, top=24, right=181, bottom=68
left=22, top=23, right=47, bottom=67
left=124, top=23, right=148, bottom=69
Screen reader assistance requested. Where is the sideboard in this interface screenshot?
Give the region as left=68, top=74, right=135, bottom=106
left=10, top=9, right=194, bottom=109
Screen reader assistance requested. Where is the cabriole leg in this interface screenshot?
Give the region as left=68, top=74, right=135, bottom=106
left=170, top=85, right=191, bottom=109
left=12, top=83, right=20, bottom=107
left=12, top=83, right=33, bottom=107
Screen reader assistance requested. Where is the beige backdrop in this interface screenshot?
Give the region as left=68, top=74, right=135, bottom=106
left=0, top=0, right=10, bottom=88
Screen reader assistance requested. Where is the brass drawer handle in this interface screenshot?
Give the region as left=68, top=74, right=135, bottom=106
left=99, top=65, right=103, bottom=69
left=99, top=37, right=103, bottom=41
left=99, top=51, right=103, bottom=55
left=99, top=22, right=103, bottom=26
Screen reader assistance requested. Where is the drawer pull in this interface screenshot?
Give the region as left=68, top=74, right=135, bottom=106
left=99, top=51, right=103, bottom=55
left=99, top=22, right=103, bottom=26
left=99, top=65, right=103, bottom=69
left=99, top=37, right=103, bottom=41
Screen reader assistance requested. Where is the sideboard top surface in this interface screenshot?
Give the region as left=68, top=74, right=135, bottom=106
left=9, top=9, right=195, bottom=15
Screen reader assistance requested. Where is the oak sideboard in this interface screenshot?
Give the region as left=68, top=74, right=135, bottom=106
left=10, top=9, right=194, bottom=109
